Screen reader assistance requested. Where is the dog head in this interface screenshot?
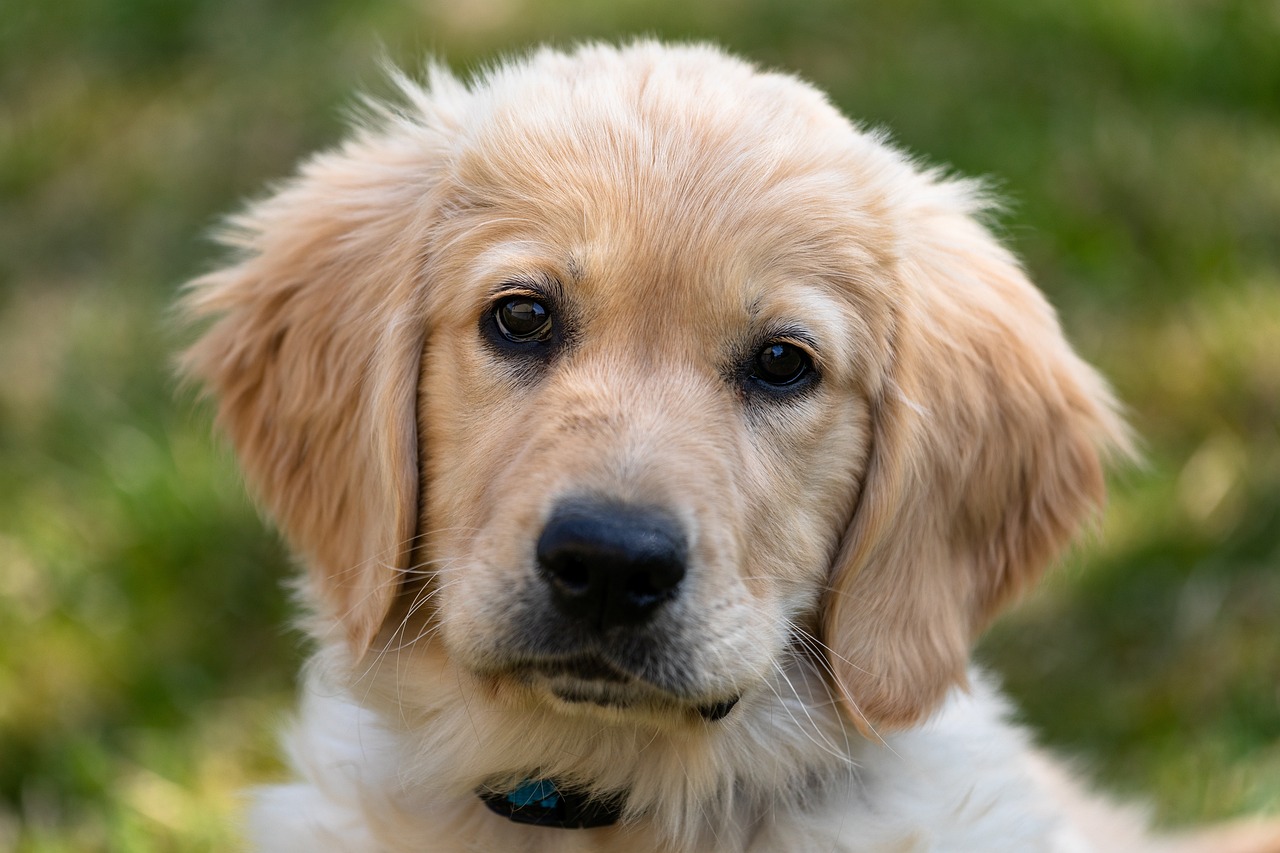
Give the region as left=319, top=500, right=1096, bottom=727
left=182, top=42, right=1128, bottom=736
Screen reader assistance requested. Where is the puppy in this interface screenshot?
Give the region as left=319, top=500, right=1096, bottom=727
left=182, top=41, right=1280, bottom=852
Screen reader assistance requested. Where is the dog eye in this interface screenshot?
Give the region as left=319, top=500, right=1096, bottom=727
left=751, top=341, right=813, bottom=387
left=494, top=296, right=553, bottom=343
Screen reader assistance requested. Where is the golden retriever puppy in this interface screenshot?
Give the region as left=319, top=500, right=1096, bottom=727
left=181, top=41, right=1280, bottom=853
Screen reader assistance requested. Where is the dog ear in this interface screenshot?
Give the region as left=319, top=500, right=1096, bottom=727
left=181, top=103, right=453, bottom=658
left=822, top=184, right=1132, bottom=734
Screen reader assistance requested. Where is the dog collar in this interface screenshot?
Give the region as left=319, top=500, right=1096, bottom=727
left=479, top=778, right=624, bottom=829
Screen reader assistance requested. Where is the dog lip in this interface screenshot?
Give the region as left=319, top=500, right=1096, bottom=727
left=550, top=684, right=636, bottom=708
left=524, top=653, right=634, bottom=683
left=696, top=696, right=740, bottom=722
left=518, top=656, right=742, bottom=721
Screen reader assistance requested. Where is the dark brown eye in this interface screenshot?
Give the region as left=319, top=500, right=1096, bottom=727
left=751, top=341, right=812, bottom=386
left=494, top=296, right=552, bottom=342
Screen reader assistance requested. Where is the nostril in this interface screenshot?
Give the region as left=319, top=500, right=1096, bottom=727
left=623, top=560, right=681, bottom=608
left=624, top=572, right=658, bottom=605
left=547, top=556, right=591, bottom=596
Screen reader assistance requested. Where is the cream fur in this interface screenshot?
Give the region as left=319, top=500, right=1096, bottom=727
left=181, top=41, right=1280, bottom=853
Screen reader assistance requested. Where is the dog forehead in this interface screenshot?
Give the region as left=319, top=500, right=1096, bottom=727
left=440, top=46, right=881, bottom=262
left=452, top=42, right=855, bottom=176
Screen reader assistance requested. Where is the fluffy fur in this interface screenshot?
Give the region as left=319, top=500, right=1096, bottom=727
left=181, top=41, right=1280, bottom=852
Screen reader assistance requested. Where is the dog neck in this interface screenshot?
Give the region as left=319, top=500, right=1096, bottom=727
left=331, top=642, right=859, bottom=849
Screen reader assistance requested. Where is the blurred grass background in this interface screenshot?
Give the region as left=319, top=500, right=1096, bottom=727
left=2, top=0, right=1278, bottom=848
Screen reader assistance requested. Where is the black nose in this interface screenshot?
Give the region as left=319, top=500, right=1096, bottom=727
left=536, top=501, right=687, bottom=630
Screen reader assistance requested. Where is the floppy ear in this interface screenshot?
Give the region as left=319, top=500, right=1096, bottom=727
left=822, top=184, right=1132, bottom=733
left=180, top=106, right=453, bottom=657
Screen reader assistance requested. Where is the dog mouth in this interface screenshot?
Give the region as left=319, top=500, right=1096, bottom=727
left=529, top=653, right=633, bottom=683
left=513, top=654, right=740, bottom=721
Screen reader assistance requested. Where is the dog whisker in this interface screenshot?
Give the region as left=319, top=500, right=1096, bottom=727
left=785, top=624, right=894, bottom=751
left=351, top=574, right=463, bottom=692
left=757, top=663, right=856, bottom=767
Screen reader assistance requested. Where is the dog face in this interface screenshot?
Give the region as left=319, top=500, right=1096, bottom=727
left=416, top=141, right=880, bottom=723
left=183, top=42, right=1127, bottom=736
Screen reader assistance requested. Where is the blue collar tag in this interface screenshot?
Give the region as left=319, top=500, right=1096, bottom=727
left=479, top=777, right=624, bottom=829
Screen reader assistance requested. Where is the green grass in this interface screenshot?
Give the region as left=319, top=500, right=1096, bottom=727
left=3, top=0, right=1277, bottom=848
